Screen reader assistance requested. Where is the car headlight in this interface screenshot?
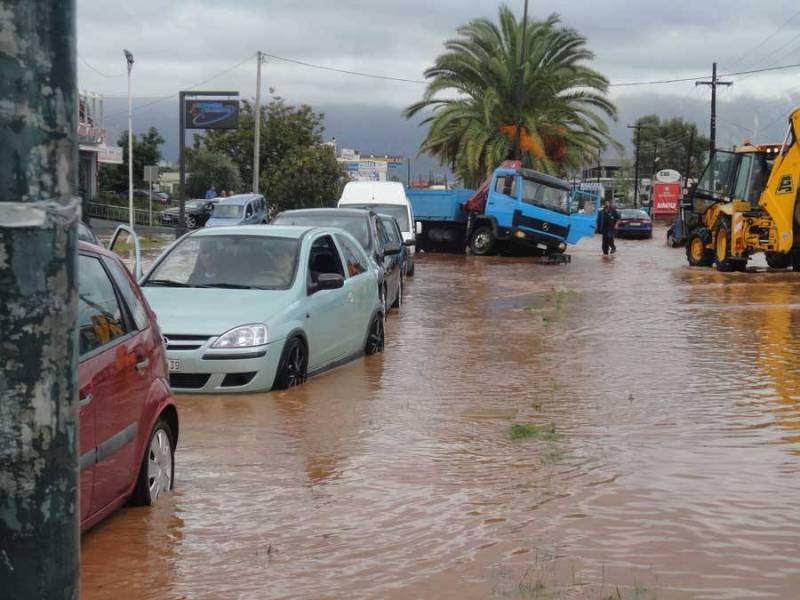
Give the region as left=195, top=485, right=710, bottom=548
left=211, top=324, right=268, bottom=348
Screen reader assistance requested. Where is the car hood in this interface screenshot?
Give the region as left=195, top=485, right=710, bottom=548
left=142, top=287, right=295, bottom=336
left=205, top=217, right=242, bottom=227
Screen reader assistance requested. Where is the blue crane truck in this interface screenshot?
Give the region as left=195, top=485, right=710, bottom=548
left=408, top=162, right=601, bottom=256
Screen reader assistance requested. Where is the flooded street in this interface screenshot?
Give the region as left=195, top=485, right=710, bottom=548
left=82, top=226, right=800, bottom=599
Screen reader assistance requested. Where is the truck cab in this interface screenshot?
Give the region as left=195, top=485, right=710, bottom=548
left=468, top=166, right=599, bottom=256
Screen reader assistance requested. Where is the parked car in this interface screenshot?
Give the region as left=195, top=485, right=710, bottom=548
left=615, top=209, right=653, bottom=238
left=205, top=194, right=267, bottom=227
left=139, top=225, right=385, bottom=393
left=378, top=214, right=409, bottom=308
left=118, top=189, right=168, bottom=205
left=161, top=199, right=218, bottom=229
left=78, top=220, right=102, bottom=247
left=78, top=237, right=178, bottom=532
left=271, top=208, right=403, bottom=311
left=338, top=181, right=417, bottom=276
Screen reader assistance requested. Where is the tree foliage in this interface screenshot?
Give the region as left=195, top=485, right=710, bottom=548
left=404, top=5, right=617, bottom=187
left=633, top=115, right=709, bottom=181
left=197, top=95, right=343, bottom=210
left=99, top=127, right=164, bottom=192
left=185, top=148, right=242, bottom=198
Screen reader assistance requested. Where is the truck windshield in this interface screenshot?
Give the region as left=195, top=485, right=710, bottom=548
left=521, top=178, right=570, bottom=214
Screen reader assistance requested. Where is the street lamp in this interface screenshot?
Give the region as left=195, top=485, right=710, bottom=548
left=124, top=49, right=134, bottom=229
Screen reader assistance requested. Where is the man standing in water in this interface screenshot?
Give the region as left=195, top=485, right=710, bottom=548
left=596, top=200, right=621, bottom=255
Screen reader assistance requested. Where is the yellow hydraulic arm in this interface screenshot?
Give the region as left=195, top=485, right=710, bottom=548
left=760, top=109, right=800, bottom=253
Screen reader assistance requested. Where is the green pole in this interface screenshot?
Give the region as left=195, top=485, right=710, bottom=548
left=0, top=1, right=80, bottom=598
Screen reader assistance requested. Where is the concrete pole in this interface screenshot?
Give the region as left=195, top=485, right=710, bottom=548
left=125, top=50, right=135, bottom=229
left=0, top=1, right=80, bottom=598
left=252, top=51, right=263, bottom=194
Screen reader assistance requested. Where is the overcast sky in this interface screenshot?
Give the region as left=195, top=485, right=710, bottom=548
left=78, top=1, right=800, bottom=162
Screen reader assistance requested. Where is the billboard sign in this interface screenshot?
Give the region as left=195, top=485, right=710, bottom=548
left=98, top=145, right=123, bottom=164
left=184, top=100, right=240, bottom=129
left=655, top=169, right=681, bottom=184
left=652, top=182, right=681, bottom=216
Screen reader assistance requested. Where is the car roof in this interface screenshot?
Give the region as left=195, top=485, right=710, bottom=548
left=189, top=224, right=327, bottom=240
left=276, top=207, right=373, bottom=218
left=214, top=194, right=264, bottom=206
left=340, top=181, right=408, bottom=205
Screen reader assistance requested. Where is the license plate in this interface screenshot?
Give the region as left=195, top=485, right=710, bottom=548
left=168, top=359, right=182, bottom=373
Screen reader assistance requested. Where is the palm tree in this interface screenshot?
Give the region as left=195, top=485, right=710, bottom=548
left=404, top=5, right=617, bottom=187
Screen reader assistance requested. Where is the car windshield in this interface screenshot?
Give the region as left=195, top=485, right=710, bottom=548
left=213, top=204, right=243, bottom=219
left=273, top=212, right=371, bottom=250
left=144, top=235, right=299, bottom=290
left=620, top=209, right=649, bottom=219
left=347, top=204, right=409, bottom=230
left=520, top=178, right=570, bottom=214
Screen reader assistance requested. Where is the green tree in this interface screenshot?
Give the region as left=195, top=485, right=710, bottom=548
left=633, top=115, right=709, bottom=181
left=99, top=127, right=164, bottom=192
left=185, top=148, right=242, bottom=198
left=404, top=5, right=617, bottom=187
left=198, top=95, right=342, bottom=209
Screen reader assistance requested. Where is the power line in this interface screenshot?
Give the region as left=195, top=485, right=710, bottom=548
left=78, top=54, right=125, bottom=78
left=724, top=9, right=800, bottom=72
left=258, top=50, right=427, bottom=84
left=104, top=53, right=256, bottom=123
left=608, top=62, right=800, bottom=87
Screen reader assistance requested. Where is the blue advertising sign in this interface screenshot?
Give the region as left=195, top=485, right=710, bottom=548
left=184, top=100, right=239, bottom=129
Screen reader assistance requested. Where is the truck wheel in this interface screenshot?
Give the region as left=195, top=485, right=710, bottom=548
left=766, top=252, right=792, bottom=269
left=714, top=218, right=741, bottom=272
left=470, top=226, right=496, bottom=256
left=686, top=230, right=713, bottom=267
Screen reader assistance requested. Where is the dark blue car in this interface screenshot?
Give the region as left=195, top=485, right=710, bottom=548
left=615, top=209, right=653, bottom=239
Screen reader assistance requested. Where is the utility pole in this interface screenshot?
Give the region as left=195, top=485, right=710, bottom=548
left=407, top=158, right=411, bottom=187
left=124, top=49, right=135, bottom=229
left=696, top=62, right=731, bottom=154
left=0, top=1, right=80, bottom=597
left=252, top=51, right=265, bottom=194
left=627, top=124, right=645, bottom=208
left=513, top=0, right=530, bottom=161
left=684, top=127, right=696, bottom=186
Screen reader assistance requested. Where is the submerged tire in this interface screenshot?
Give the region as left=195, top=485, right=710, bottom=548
left=470, top=226, right=496, bottom=256
left=132, top=419, right=175, bottom=506
left=365, top=313, right=385, bottom=355
left=686, top=230, right=713, bottom=267
left=273, top=337, right=308, bottom=390
left=766, top=252, right=792, bottom=269
left=714, top=218, right=745, bottom=272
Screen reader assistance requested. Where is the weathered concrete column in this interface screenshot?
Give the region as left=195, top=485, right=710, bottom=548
left=0, top=1, right=80, bottom=598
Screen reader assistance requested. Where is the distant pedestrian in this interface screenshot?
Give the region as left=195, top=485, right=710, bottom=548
left=596, top=200, right=621, bottom=255
left=205, top=185, right=217, bottom=200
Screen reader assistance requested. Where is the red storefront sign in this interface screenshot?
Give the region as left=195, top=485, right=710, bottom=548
left=652, top=182, right=680, bottom=216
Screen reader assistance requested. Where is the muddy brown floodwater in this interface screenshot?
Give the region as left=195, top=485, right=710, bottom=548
left=82, top=226, right=800, bottom=599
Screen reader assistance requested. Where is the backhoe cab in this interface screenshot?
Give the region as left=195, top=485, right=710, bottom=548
left=684, top=108, right=800, bottom=271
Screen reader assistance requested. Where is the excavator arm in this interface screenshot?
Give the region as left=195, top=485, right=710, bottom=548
left=760, top=109, right=800, bottom=253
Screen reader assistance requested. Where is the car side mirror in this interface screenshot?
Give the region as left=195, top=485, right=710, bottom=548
left=415, top=221, right=423, bottom=235
left=384, top=242, right=402, bottom=256
left=313, top=273, right=344, bottom=292
left=403, top=239, right=416, bottom=247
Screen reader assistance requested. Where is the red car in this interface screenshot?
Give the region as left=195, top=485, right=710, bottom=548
left=78, top=240, right=178, bottom=532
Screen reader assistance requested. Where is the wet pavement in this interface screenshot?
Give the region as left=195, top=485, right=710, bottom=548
left=82, top=225, right=800, bottom=599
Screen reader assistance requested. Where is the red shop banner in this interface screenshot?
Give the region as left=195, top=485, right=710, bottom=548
left=652, top=182, right=681, bottom=216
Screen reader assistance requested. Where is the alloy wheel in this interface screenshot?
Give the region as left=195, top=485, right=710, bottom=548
left=366, top=315, right=385, bottom=355
left=285, top=341, right=307, bottom=387
left=147, top=428, right=173, bottom=502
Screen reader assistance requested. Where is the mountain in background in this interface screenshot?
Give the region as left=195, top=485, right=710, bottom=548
left=101, top=91, right=799, bottom=179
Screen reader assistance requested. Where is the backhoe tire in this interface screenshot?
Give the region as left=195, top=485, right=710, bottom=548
left=766, top=252, right=792, bottom=269
left=791, top=251, right=800, bottom=271
left=686, top=230, right=713, bottom=267
left=714, top=218, right=744, bottom=272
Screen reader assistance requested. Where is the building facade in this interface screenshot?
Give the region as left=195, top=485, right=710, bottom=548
left=78, top=91, right=122, bottom=202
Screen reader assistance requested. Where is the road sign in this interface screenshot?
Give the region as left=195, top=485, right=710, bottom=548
left=144, top=165, right=159, bottom=183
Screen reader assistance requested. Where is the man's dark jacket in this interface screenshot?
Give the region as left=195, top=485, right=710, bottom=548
left=597, top=207, right=621, bottom=237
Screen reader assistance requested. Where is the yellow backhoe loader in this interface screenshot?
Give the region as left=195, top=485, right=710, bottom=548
left=684, top=108, right=800, bottom=271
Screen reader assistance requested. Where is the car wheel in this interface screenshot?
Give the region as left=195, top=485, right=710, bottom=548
left=392, top=275, right=403, bottom=309
left=185, top=215, right=197, bottom=230
left=407, top=261, right=415, bottom=277
left=365, top=313, right=385, bottom=355
left=273, top=337, right=308, bottom=390
left=132, top=419, right=175, bottom=506
left=470, top=226, right=495, bottom=256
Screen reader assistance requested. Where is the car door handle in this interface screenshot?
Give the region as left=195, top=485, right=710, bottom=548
left=79, top=392, right=93, bottom=407
left=135, top=358, right=150, bottom=372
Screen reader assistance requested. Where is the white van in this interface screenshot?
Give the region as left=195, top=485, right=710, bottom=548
left=338, top=181, right=417, bottom=276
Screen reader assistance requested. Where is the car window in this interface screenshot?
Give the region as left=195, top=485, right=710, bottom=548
left=336, top=234, right=369, bottom=277
left=308, top=235, right=345, bottom=286
left=380, top=217, right=401, bottom=244
left=245, top=203, right=254, bottom=218
left=374, top=217, right=392, bottom=248
left=273, top=212, right=372, bottom=250
left=102, top=255, right=149, bottom=330
left=78, top=254, right=130, bottom=357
